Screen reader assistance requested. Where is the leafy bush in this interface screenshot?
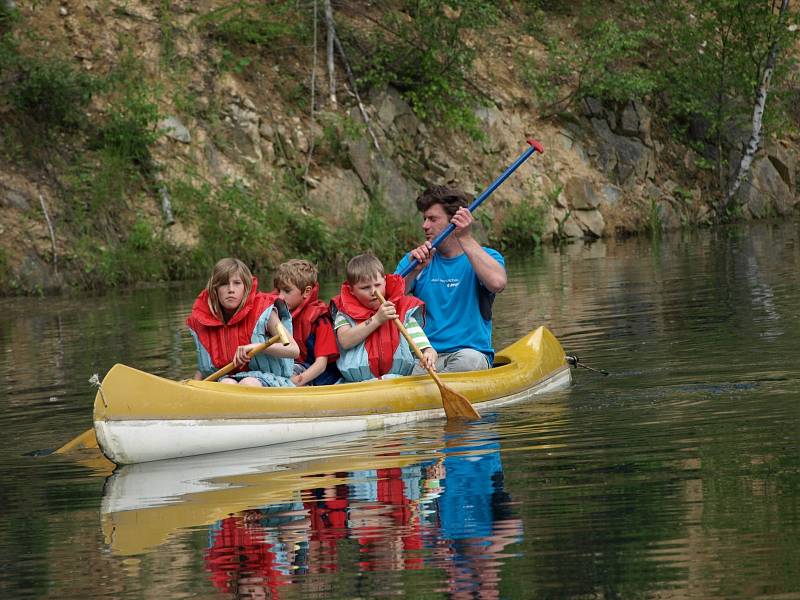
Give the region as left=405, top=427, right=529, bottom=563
left=99, top=90, right=160, bottom=166
left=73, top=217, right=183, bottom=289
left=198, top=1, right=299, bottom=45
left=346, top=0, right=499, bottom=137
left=497, top=199, right=548, bottom=249
left=63, top=150, right=138, bottom=238
left=339, top=189, right=420, bottom=269
left=7, top=56, right=94, bottom=130
left=171, top=175, right=420, bottom=279
left=521, top=16, right=657, bottom=112
left=96, top=51, right=159, bottom=167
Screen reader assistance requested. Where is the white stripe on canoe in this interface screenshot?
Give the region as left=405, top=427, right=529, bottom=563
left=96, top=366, right=571, bottom=464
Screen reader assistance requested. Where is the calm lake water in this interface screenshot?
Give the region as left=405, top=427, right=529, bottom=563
left=1, top=222, right=799, bottom=599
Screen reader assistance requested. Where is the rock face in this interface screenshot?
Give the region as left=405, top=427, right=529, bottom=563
left=584, top=99, right=656, bottom=187
left=0, top=3, right=798, bottom=295
left=159, top=116, right=191, bottom=144
left=736, top=156, right=796, bottom=218
left=307, top=168, right=369, bottom=227
left=347, top=136, right=419, bottom=222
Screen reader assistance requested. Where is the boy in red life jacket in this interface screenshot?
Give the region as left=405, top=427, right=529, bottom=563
left=330, top=254, right=437, bottom=382
left=273, top=259, right=341, bottom=386
left=187, top=258, right=300, bottom=387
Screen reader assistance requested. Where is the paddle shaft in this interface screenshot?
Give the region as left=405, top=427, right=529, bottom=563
left=398, top=139, right=543, bottom=278
left=374, top=291, right=437, bottom=380
left=204, top=320, right=292, bottom=382
left=373, top=291, right=479, bottom=420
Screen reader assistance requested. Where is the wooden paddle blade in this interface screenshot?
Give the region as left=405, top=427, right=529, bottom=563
left=373, top=288, right=480, bottom=421
left=438, top=383, right=481, bottom=420
left=54, top=427, right=98, bottom=454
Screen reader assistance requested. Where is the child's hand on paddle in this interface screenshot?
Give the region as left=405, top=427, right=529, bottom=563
left=234, top=343, right=257, bottom=367
left=375, top=300, right=398, bottom=324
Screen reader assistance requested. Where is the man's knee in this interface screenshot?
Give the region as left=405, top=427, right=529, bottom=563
left=441, top=349, right=490, bottom=373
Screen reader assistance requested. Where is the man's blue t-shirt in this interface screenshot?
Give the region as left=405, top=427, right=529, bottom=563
left=395, top=248, right=505, bottom=363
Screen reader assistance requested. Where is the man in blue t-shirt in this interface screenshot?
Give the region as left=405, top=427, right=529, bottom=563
left=395, top=185, right=507, bottom=373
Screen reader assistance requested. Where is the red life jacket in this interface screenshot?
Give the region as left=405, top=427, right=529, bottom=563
left=186, top=278, right=280, bottom=373
left=289, top=283, right=333, bottom=364
left=330, top=274, right=423, bottom=378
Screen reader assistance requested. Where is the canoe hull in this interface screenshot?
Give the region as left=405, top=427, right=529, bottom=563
left=94, top=326, right=571, bottom=464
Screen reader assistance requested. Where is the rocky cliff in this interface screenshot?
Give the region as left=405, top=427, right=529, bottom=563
left=0, top=1, right=798, bottom=295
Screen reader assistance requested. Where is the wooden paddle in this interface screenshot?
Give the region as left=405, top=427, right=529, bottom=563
left=374, top=290, right=480, bottom=420
left=53, top=321, right=293, bottom=456
left=203, top=320, right=292, bottom=382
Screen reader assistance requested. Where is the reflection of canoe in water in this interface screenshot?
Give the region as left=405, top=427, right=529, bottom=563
left=94, top=326, right=570, bottom=464
left=101, top=433, right=437, bottom=556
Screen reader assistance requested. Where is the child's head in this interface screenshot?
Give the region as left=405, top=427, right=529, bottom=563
left=274, top=259, right=318, bottom=311
left=207, top=258, right=253, bottom=321
left=346, top=254, right=386, bottom=309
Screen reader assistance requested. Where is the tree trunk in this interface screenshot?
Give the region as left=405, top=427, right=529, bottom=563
left=720, top=0, right=790, bottom=218
left=331, top=28, right=381, bottom=152
left=324, top=0, right=337, bottom=108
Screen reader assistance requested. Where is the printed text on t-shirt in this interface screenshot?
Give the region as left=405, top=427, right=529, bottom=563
left=431, top=277, right=460, bottom=288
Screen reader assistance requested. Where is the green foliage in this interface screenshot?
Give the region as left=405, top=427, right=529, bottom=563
left=343, top=190, right=420, bottom=269
left=552, top=208, right=572, bottom=245
left=199, top=1, right=298, bottom=46
left=497, top=199, right=548, bottom=249
left=673, top=187, right=693, bottom=204
left=195, top=0, right=307, bottom=73
left=346, top=0, right=499, bottom=137
left=648, top=0, right=798, bottom=146
left=521, top=13, right=657, bottom=111
left=73, top=217, right=185, bottom=289
left=193, top=182, right=276, bottom=267
left=0, top=1, right=17, bottom=22
left=63, top=150, right=139, bottom=238
left=7, top=56, right=95, bottom=130
left=315, top=114, right=364, bottom=168
left=645, top=198, right=662, bottom=237
left=695, top=156, right=714, bottom=171
left=96, top=51, right=160, bottom=167
left=168, top=176, right=420, bottom=280
left=157, top=0, right=179, bottom=65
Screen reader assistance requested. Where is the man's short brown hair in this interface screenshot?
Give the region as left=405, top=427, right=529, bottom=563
left=415, top=185, right=472, bottom=218
left=345, top=254, right=384, bottom=285
left=274, top=259, right=318, bottom=291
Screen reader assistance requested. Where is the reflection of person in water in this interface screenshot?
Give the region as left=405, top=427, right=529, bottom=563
left=348, top=465, right=424, bottom=572
left=205, top=513, right=284, bottom=598
left=303, top=475, right=350, bottom=574
left=204, top=501, right=309, bottom=598
left=201, top=431, right=521, bottom=595
left=427, top=434, right=524, bottom=599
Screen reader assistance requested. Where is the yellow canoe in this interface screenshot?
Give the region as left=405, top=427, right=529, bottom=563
left=93, top=326, right=570, bottom=464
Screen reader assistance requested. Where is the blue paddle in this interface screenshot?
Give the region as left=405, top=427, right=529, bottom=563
left=398, top=139, right=544, bottom=278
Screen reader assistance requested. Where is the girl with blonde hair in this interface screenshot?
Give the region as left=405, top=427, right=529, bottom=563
left=187, top=258, right=299, bottom=387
